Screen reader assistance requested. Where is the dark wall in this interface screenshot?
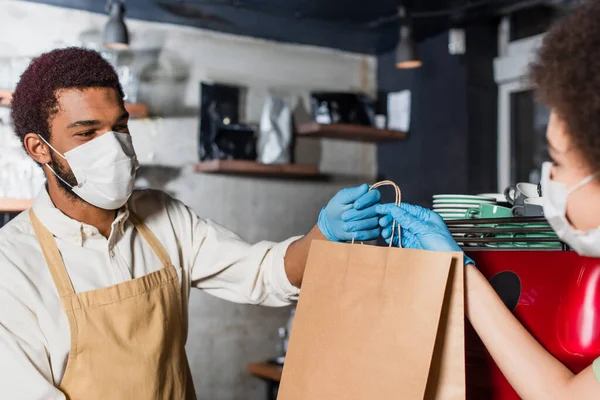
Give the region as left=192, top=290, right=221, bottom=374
left=377, top=32, right=469, bottom=207
left=377, top=25, right=497, bottom=207
left=466, top=23, right=498, bottom=195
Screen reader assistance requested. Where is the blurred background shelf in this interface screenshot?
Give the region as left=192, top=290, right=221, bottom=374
left=124, top=103, right=149, bottom=119
left=295, top=122, right=407, bottom=142
left=194, top=160, right=323, bottom=179
left=0, top=90, right=148, bottom=118
left=0, top=90, right=12, bottom=107
left=247, top=362, right=282, bottom=382
left=0, top=198, right=34, bottom=212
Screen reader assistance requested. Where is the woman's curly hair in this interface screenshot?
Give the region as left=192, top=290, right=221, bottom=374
left=531, top=1, right=600, bottom=171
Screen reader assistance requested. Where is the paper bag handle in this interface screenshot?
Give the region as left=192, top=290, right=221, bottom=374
left=351, top=180, right=402, bottom=248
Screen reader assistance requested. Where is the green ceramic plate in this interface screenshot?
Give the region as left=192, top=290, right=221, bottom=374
left=433, top=199, right=496, bottom=205
left=432, top=204, right=474, bottom=209
left=433, top=194, right=496, bottom=201
left=435, top=209, right=468, bottom=214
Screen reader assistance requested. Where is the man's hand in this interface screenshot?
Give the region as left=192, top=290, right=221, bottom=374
left=285, top=184, right=382, bottom=288
left=318, top=184, right=382, bottom=242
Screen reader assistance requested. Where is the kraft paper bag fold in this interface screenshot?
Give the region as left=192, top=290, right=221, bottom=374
left=278, top=240, right=465, bottom=400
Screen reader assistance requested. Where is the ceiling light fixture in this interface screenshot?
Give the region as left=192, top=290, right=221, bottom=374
left=395, top=7, right=421, bottom=69
left=103, top=0, right=129, bottom=50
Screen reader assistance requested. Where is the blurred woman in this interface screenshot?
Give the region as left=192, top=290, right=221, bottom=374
left=377, top=2, right=600, bottom=398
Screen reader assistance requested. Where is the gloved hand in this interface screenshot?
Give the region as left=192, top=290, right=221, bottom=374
left=376, top=203, right=474, bottom=266
left=318, top=184, right=382, bottom=242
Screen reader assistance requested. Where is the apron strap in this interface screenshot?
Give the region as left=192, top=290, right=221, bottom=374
left=30, top=208, right=178, bottom=300
left=29, top=210, right=76, bottom=298
left=128, top=211, right=174, bottom=272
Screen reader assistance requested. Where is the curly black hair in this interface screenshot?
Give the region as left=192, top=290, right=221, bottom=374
left=530, top=1, right=600, bottom=172
left=11, top=47, right=124, bottom=146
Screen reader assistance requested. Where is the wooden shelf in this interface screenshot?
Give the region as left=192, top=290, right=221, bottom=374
left=295, top=122, right=407, bottom=142
left=194, top=160, right=322, bottom=179
left=248, top=362, right=282, bottom=382
left=0, top=90, right=12, bottom=106
left=0, top=198, right=34, bottom=212
left=0, top=91, right=148, bottom=118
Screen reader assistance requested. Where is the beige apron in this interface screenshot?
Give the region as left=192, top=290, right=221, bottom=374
left=30, top=210, right=196, bottom=400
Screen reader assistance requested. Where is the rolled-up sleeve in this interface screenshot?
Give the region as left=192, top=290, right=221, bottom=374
left=191, top=221, right=300, bottom=306
left=164, top=194, right=301, bottom=306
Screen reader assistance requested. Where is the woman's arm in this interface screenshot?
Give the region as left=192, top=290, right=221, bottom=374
left=465, top=263, right=600, bottom=400
left=376, top=203, right=600, bottom=400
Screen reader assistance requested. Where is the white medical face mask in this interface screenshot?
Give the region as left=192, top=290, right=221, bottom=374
left=39, top=131, right=139, bottom=210
left=541, top=162, right=600, bottom=257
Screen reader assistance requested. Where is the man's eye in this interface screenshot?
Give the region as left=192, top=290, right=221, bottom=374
left=76, top=131, right=94, bottom=137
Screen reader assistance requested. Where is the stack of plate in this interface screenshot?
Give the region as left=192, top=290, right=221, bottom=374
left=482, top=223, right=560, bottom=249
left=432, top=194, right=497, bottom=221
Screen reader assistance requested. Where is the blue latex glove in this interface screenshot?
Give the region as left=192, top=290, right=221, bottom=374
left=376, top=203, right=475, bottom=266
left=318, top=184, right=382, bottom=242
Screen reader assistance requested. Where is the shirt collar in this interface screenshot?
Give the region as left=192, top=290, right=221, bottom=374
left=32, top=188, right=130, bottom=246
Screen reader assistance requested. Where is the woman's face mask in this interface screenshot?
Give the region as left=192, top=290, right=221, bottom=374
left=541, top=162, right=600, bottom=257
left=39, top=131, right=139, bottom=210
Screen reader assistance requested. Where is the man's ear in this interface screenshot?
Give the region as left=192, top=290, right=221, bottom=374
left=24, top=133, right=51, bottom=165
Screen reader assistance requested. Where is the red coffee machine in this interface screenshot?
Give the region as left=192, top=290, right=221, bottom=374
left=463, top=249, right=600, bottom=399
left=444, top=216, right=600, bottom=399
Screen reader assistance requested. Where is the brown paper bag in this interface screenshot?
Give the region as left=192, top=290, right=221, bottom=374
left=278, top=183, right=465, bottom=400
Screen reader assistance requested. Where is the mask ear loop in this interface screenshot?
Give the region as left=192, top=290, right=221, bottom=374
left=37, top=134, right=75, bottom=189
left=37, top=134, right=67, bottom=160
left=351, top=180, right=402, bottom=248
left=567, top=171, right=600, bottom=196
